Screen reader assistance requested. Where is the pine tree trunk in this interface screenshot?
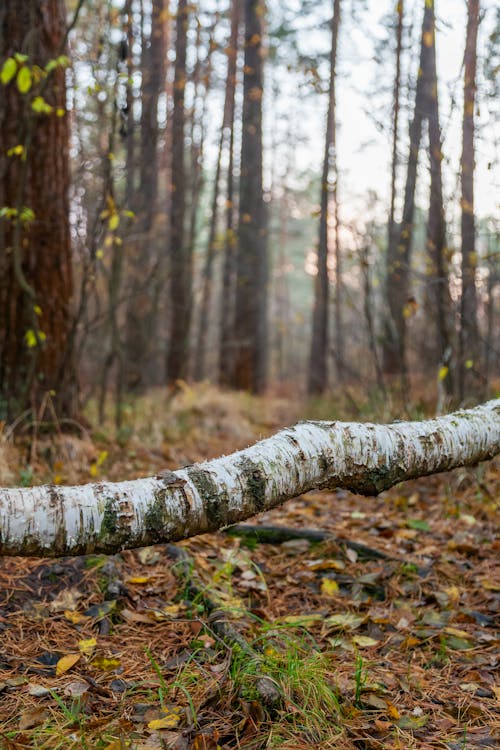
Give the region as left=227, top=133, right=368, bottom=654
left=1, top=400, right=498, bottom=556
left=232, top=0, right=268, bottom=393
left=383, top=0, right=404, bottom=378
left=218, top=1, right=240, bottom=387
left=459, top=0, right=481, bottom=401
left=124, top=0, right=168, bottom=392
left=382, top=0, right=434, bottom=378
left=424, top=0, right=453, bottom=396
left=0, top=0, right=78, bottom=423
left=308, top=0, right=341, bottom=395
left=166, top=0, right=191, bottom=383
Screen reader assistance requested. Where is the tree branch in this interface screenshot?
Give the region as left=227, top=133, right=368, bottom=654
left=1, top=400, right=498, bottom=557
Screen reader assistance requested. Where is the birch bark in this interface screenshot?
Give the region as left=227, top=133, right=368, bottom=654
left=0, top=400, right=498, bottom=556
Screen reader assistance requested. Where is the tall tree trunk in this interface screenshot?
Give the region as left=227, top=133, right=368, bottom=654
left=1, top=399, right=498, bottom=556
left=424, top=1, right=453, bottom=397
left=0, top=0, right=78, bottom=423
left=166, top=0, right=190, bottom=384
left=382, top=0, right=433, bottom=380
left=458, top=0, right=481, bottom=401
left=308, top=0, right=340, bottom=395
left=218, top=48, right=239, bottom=387
left=124, top=0, right=167, bottom=391
left=383, top=0, right=404, bottom=378
left=195, top=0, right=240, bottom=382
left=232, top=0, right=268, bottom=393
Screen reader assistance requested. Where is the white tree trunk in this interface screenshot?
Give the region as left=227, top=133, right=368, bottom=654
left=1, top=400, right=498, bottom=556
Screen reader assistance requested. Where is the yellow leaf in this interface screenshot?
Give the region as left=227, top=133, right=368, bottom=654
left=56, top=653, right=81, bottom=676
left=96, top=450, right=108, bottom=467
left=127, top=576, right=150, bottom=584
left=147, top=706, right=182, bottom=730
left=465, top=359, right=474, bottom=369
left=56, top=108, right=66, bottom=117
left=24, top=329, right=46, bottom=348
left=351, top=635, right=379, bottom=648
left=16, top=66, right=32, bottom=93
left=108, top=213, right=120, bottom=231
left=480, top=579, right=500, bottom=591
left=78, top=638, right=97, bottom=655
left=91, top=656, right=121, bottom=671
left=282, top=614, right=323, bottom=626
left=7, top=144, right=24, bottom=157
left=321, top=578, right=339, bottom=597
left=89, top=463, right=98, bottom=477
left=387, top=702, right=400, bottom=720
left=95, top=249, right=104, bottom=259
left=438, top=366, right=448, bottom=381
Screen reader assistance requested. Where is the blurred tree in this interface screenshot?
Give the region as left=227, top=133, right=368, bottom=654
left=195, top=0, right=240, bottom=382
left=308, top=0, right=341, bottom=395
left=458, top=0, right=481, bottom=401
left=124, top=0, right=168, bottom=391
left=232, top=0, right=268, bottom=392
left=0, top=0, right=78, bottom=422
left=166, top=0, right=190, bottom=384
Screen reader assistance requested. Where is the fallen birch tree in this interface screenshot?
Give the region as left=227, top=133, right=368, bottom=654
left=0, top=399, right=498, bottom=557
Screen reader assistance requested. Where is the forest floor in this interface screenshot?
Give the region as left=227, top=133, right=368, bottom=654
left=0, top=384, right=499, bottom=750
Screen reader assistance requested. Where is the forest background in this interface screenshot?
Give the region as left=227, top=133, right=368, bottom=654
left=0, top=0, right=498, bottom=429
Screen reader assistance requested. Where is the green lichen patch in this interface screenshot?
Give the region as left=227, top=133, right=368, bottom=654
left=187, top=467, right=229, bottom=531
left=236, top=456, right=267, bottom=513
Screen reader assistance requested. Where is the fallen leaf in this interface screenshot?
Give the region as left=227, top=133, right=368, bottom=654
left=19, top=707, right=48, bottom=730
left=78, top=637, right=97, bottom=655
left=28, top=683, right=51, bottom=697
left=346, top=548, right=358, bottom=563
left=50, top=587, right=83, bottom=612
left=147, top=706, right=182, bottom=730
left=85, top=600, right=116, bottom=619
left=325, top=613, right=365, bottom=630
left=307, top=558, right=345, bottom=571
left=352, top=635, right=379, bottom=648
left=321, top=578, right=339, bottom=596
left=387, top=702, right=400, bottom=719
left=56, top=653, right=81, bottom=676
left=91, top=656, right=121, bottom=670
left=64, top=609, right=86, bottom=624
left=282, top=614, right=323, bottom=626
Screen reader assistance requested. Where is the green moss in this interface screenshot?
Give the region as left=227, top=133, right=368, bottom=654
left=100, top=497, right=119, bottom=537
left=236, top=456, right=267, bottom=512
left=187, top=467, right=229, bottom=530
left=144, top=490, right=169, bottom=541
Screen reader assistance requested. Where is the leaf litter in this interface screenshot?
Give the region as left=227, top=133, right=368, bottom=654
left=0, top=385, right=499, bottom=749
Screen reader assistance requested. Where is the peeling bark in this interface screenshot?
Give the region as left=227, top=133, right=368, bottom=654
left=0, top=400, right=498, bottom=557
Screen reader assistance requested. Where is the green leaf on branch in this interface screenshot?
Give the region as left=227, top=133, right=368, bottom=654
left=108, top=213, right=120, bottom=231
left=7, top=145, right=25, bottom=157
left=16, top=66, right=32, bottom=94
left=24, top=329, right=47, bottom=348
left=1, top=57, right=17, bottom=85
left=31, top=96, right=53, bottom=114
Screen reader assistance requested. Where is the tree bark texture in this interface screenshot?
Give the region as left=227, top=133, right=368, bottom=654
left=166, top=0, right=190, bottom=383
left=125, top=0, right=168, bottom=391
left=194, top=0, right=240, bottom=382
left=0, top=0, right=77, bottom=422
left=424, top=1, right=453, bottom=394
left=382, top=0, right=434, bottom=377
left=459, top=0, right=481, bottom=400
left=0, top=400, right=498, bottom=557
left=232, top=0, right=268, bottom=393
left=308, top=0, right=341, bottom=395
